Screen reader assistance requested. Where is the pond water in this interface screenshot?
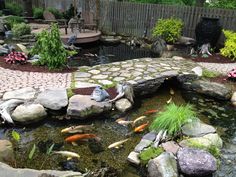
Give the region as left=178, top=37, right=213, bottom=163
left=68, top=42, right=157, bottom=67
left=0, top=80, right=236, bottom=176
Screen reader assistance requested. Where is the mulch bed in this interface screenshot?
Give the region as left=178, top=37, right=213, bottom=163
left=189, top=53, right=235, bottom=63
left=0, top=56, right=77, bottom=73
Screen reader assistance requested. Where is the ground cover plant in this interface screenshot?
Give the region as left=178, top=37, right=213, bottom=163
left=202, top=69, right=221, bottom=78
left=150, top=103, right=197, bottom=136
left=152, top=18, right=183, bottom=44
left=12, top=23, right=31, bottom=37
left=220, top=30, right=236, bottom=61
left=4, top=51, right=28, bottom=64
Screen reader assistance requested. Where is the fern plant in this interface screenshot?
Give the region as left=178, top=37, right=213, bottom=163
left=150, top=103, right=197, bottom=136
left=152, top=18, right=183, bottom=44
left=31, top=23, right=69, bottom=69
left=220, top=30, right=236, bottom=60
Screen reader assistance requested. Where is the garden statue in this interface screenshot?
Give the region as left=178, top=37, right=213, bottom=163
left=109, top=82, right=134, bottom=104
left=91, top=86, right=110, bottom=102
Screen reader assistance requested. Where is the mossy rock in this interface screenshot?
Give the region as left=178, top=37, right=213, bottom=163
left=139, top=147, right=163, bottom=165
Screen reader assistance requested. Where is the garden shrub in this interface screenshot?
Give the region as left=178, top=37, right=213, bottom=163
left=12, top=23, right=31, bottom=37
left=150, top=103, right=197, bottom=136
left=5, top=3, right=23, bottom=16
left=220, top=30, right=236, bottom=60
left=31, top=23, right=69, bottom=69
left=5, top=16, right=24, bottom=29
left=33, top=7, right=44, bottom=19
left=4, top=52, right=28, bottom=64
left=47, top=7, right=63, bottom=19
left=152, top=18, right=183, bottom=44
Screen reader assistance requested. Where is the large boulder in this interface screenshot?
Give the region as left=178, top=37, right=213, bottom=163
left=181, top=121, right=216, bottom=137
left=3, top=87, right=36, bottom=101
left=0, top=162, right=82, bottom=177
left=36, top=88, right=68, bottom=110
left=148, top=152, right=178, bottom=177
left=182, top=80, right=232, bottom=100
left=12, top=104, right=47, bottom=124
left=151, top=38, right=166, bottom=57
left=177, top=147, right=217, bottom=177
left=115, top=98, right=132, bottom=112
left=0, top=140, right=15, bottom=163
left=179, top=133, right=223, bottom=149
left=67, top=95, right=112, bottom=119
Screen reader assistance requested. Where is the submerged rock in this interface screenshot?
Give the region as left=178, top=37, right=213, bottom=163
left=148, top=152, right=178, bottom=177
left=67, top=95, right=112, bottom=119
left=3, top=87, right=36, bottom=101
left=181, top=121, right=216, bottom=137
left=36, top=89, right=68, bottom=111
left=12, top=104, right=47, bottom=124
left=0, top=140, right=15, bottom=163
left=127, top=151, right=140, bottom=165
left=177, top=147, right=217, bottom=177
left=88, top=139, right=104, bottom=154
left=115, top=98, right=132, bottom=112
left=59, top=159, right=79, bottom=171
left=0, top=162, right=82, bottom=177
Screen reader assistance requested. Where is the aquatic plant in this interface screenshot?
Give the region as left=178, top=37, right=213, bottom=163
left=139, top=146, right=163, bottom=165
left=29, top=144, right=36, bottom=160
left=152, top=18, right=183, bottom=44
left=12, top=23, right=31, bottom=37
left=150, top=103, right=197, bottom=136
left=202, top=69, right=220, bottom=78
left=33, top=7, right=44, bottom=19
left=31, top=23, right=69, bottom=69
left=12, top=130, right=20, bottom=141
left=220, top=30, right=236, bottom=60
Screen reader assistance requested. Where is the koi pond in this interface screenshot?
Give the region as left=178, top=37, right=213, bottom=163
left=0, top=80, right=236, bottom=177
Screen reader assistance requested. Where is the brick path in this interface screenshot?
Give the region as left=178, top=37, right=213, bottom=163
left=0, top=67, right=72, bottom=94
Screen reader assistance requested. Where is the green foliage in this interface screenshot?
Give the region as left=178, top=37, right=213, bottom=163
left=6, top=3, right=23, bottom=16
left=12, top=130, right=20, bottom=141
left=5, top=16, right=24, bottom=29
left=150, top=103, right=197, bottom=136
left=63, top=4, right=76, bottom=20
left=67, top=88, right=75, bottom=98
left=31, top=23, right=69, bottom=69
left=139, top=147, right=164, bottom=164
left=46, top=143, right=55, bottom=155
left=29, top=144, right=36, bottom=160
left=186, top=140, right=221, bottom=159
left=220, top=30, right=236, bottom=60
left=0, top=11, right=3, bottom=16
left=12, top=23, right=31, bottom=37
left=33, top=7, right=44, bottom=19
left=152, top=18, right=183, bottom=44
left=207, top=0, right=236, bottom=9
left=47, top=7, right=63, bottom=19
left=202, top=69, right=220, bottom=78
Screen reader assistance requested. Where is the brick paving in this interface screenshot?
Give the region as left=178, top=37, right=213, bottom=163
left=0, top=67, right=72, bottom=94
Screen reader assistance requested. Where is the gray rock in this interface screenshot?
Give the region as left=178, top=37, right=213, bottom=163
left=12, top=104, right=47, bottom=124
left=142, top=132, right=157, bottom=141
left=177, top=147, right=217, bottom=177
left=0, top=140, right=15, bottom=163
left=191, top=66, right=202, bottom=77
left=67, top=95, right=112, bottom=119
left=178, top=36, right=196, bottom=45
left=179, top=133, right=223, bottom=149
left=127, top=151, right=140, bottom=165
left=161, top=141, right=180, bottom=155
left=181, top=121, right=216, bottom=137
left=115, top=98, right=132, bottom=112
left=134, top=139, right=152, bottom=153
left=0, top=162, right=82, bottom=177
left=36, top=89, right=68, bottom=110
left=74, top=72, right=91, bottom=78
left=151, top=38, right=166, bottom=57
left=3, top=87, right=36, bottom=101
left=231, top=92, right=236, bottom=107
left=148, top=152, right=178, bottom=177
left=182, top=80, right=232, bottom=100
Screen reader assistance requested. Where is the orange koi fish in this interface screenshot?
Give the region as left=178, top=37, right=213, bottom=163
left=65, top=134, right=97, bottom=142
left=144, top=109, right=158, bottom=114
left=134, top=122, right=149, bottom=133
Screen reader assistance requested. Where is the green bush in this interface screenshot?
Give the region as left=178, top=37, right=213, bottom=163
left=33, top=7, right=44, bottom=19
left=6, top=3, right=23, bottom=16
left=31, top=23, right=69, bottom=69
left=150, top=103, right=197, bottom=136
left=220, top=30, right=236, bottom=60
left=12, top=23, right=31, bottom=37
left=47, top=7, right=63, bottom=19
left=152, top=18, right=183, bottom=44
left=5, top=16, right=24, bottom=29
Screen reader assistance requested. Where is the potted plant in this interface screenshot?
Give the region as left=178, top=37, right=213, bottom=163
left=152, top=18, right=183, bottom=50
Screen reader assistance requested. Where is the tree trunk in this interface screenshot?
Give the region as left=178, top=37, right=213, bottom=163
left=196, top=0, right=205, bottom=7
left=22, top=0, right=33, bottom=17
